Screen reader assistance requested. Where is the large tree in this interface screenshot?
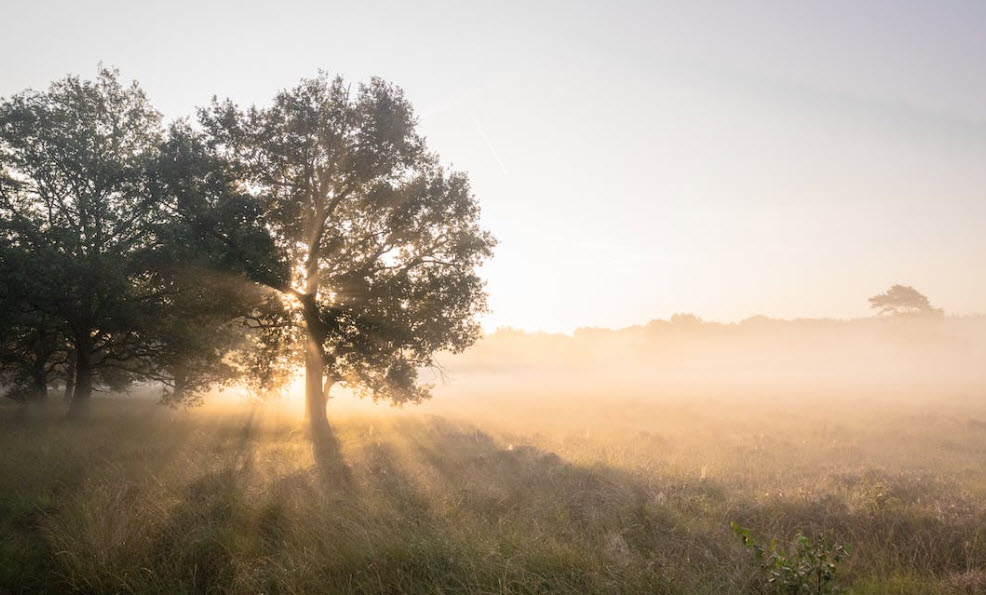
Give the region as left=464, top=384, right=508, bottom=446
left=201, top=74, right=495, bottom=433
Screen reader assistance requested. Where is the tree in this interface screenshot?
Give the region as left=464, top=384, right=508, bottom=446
left=200, top=74, right=495, bottom=433
left=0, top=69, right=279, bottom=415
left=0, top=244, right=68, bottom=403
left=868, top=284, right=943, bottom=317
left=0, top=68, right=166, bottom=415
left=141, top=122, right=285, bottom=405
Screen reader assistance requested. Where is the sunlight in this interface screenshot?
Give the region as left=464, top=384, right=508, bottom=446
left=3, top=3, right=986, bottom=592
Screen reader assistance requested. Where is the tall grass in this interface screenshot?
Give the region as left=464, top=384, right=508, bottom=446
left=2, top=394, right=986, bottom=594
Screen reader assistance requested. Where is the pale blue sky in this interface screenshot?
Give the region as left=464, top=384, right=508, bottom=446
left=3, top=1, right=985, bottom=331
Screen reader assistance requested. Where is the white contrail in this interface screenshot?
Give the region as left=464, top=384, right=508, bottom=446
left=473, top=117, right=509, bottom=176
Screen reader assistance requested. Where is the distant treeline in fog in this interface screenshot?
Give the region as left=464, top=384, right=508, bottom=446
left=439, top=314, right=986, bottom=398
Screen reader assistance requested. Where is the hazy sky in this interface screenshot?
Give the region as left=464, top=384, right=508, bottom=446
left=3, top=0, right=985, bottom=332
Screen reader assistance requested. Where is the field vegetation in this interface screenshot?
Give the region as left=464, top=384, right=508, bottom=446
left=4, top=386, right=986, bottom=594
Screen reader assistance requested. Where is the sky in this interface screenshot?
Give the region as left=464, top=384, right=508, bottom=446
left=2, top=0, right=985, bottom=333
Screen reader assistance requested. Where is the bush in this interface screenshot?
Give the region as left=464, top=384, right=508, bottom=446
left=732, top=522, right=849, bottom=594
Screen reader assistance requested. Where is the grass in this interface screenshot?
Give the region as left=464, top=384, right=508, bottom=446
left=3, top=393, right=986, bottom=594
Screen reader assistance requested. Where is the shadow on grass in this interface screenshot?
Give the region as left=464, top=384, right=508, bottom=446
left=6, top=404, right=982, bottom=593
left=311, top=417, right=353, bottom=490
left=145, top=408, right=259, bottom=592
left=259, top=417, right=731, bottom=594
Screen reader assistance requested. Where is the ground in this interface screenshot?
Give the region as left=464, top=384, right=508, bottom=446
left=2, top=393, right=986, bottom=594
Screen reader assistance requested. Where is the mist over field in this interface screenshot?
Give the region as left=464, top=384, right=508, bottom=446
left=434, top=314, right=986, bottom=402
left=7, top=311, right=986, bottom=593
left=5, top=1, right=986, bottom=593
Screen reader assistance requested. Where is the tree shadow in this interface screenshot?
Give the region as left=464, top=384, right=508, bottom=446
left=293, top=416, right=739, bottom=593
left=310, top=418, right=353, bottom=489
left=149, top=469, right=242, bottom=591
left=140, top=414, right=746, bottom=593
left=145, top=409, right=259, bottom=592
left=10, top=404, right=986, bottom=594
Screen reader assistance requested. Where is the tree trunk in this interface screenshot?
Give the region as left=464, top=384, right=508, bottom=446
left=323, top=375, right=334, bottom=402
left=68, top=343, right=93, bottom=419
left=26, top=329, right=49, bottom=404
left=301, top=252, right=331, bottom=436
left=29, top=367, right=48, bottom=403
left=304, top=336, right=328, bottom=434
left=170, top=365, right=188, bottom=403
left=64, top=350, right=76, bottom=401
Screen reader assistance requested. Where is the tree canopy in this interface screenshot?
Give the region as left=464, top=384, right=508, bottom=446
left=201, top=73, right=496, bottom=431
left=868, top=285, right=942, bottom=317
left=0, top=69, right=495, bottom=428
left=0, top=69, right=277, bottom=413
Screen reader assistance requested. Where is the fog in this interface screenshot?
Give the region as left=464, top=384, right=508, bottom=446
left=424, top=314, right=986, bottom=402
left=8, top=313, right=986, bottom=592
left=243, top=312, right=986, bottom=429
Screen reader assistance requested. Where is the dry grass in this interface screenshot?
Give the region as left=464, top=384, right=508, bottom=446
left=2, top=392, right=986, bottom=594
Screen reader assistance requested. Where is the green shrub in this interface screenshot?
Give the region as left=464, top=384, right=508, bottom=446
left=732, top=522, right=849, bottom=594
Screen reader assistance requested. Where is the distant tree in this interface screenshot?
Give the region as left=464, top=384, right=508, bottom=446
left=868, top=284, right=942, bottom=317
left=670, top=313, right=703, bottom=326
left=200, top=74, right=495, bottom=434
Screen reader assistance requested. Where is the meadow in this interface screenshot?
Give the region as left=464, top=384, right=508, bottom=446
left=3, top=388, right=986, bottom=594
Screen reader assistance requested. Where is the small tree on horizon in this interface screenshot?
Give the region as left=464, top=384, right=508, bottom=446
left=868, top=284, right=943, bottom=317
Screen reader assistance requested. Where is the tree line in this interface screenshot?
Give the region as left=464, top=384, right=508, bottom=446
left=0, top=68, right=495, bottom=430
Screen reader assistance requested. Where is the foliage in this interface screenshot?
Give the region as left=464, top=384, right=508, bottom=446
left=141, top=121, right=284, bottom=405
left=0, top=67, right=163, bottom=407
left=868, top=284, right=942, bottom=317
left=0, top=243, right=68, bottom=401
left=1, top=67, right=494, bottom=416
left=732, top=523, right=849, bottom=594
left=200, top=73, right=495, bottom=412
left=234, top=294, right=303, bottom=399
left=0, top=68, right=280, bottom=410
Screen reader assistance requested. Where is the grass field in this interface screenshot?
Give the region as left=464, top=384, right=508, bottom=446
left=3, top=392, right=986, bottom=594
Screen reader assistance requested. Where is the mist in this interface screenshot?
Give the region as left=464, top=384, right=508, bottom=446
left=4, top=4, right=986, bottom=588
left=431, top=313, right=986, bottom=404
